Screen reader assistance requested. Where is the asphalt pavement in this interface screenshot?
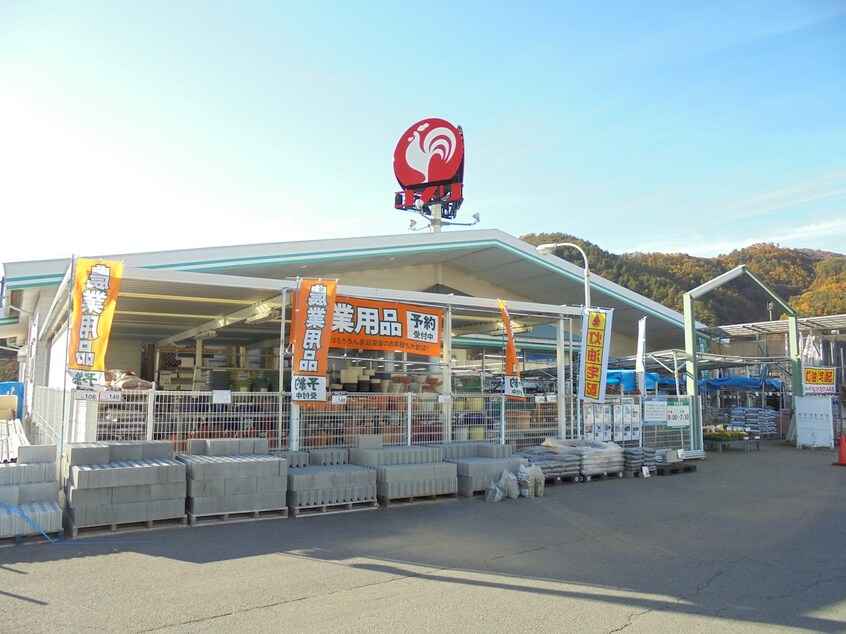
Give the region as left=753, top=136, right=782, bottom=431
left=2, top=440, right=845, bottom=633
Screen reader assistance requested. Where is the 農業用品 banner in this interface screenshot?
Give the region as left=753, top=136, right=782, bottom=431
left=291, top=279, right=338, bottom=403
left=578, top=307, right=614, bottom=403
left=67, top=258, right=124, bottom=389
left=498, top=299, right=524, bottom=400
left=330, top=296, right=442, bottom=357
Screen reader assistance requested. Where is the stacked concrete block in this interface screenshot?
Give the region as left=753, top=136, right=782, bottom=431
left=348, top=438, right=457, bottom=505
left=0, top=444, right=62, bottom=539
left=286, top=448, right=377, bottom=515
left=430, top=442, right=527, bottom=497
left=63, top=441, right=187, bottom=536
left=176, top=438, right=287, bottom=523
left=277, top=450, right=309, bottom=468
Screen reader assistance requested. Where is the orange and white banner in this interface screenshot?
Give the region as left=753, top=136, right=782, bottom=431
left=67, top=258, right=124, bottom=388
left=498, top=300, right=524, bottom=400
left=578, top=307, right=614, bottom=403
left=291, top=279, right=337, bottom=402
left=331, top=296, right=442, bottom=357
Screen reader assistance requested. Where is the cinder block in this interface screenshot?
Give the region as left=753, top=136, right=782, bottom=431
left=237, top=438, right=256, bottom=455
left=0, top=464, right=15, bottom=486
left=66, top=484, right=112, bottom=507
left=12, top=501, right=62, bottom=536
left=277, top=451, right=309, bottom=468
left=17, top=444, right=58, bottom=464
left=187, top=478, right=225, bottom=497
left=111, top=484, right=152, bottom=504
left=356, top=434, right=383, bottom=449
left=187, top=495, right=222, bottom=515
left=17, top=480, right=59, bottom=504
left=107, top=441, right=144, bottom=462
left=205, top=439, right=240, bottom=456
left=67, top=443, right=110, bottom=466
left=225, top=477, right=257, bottom=496
left=0, top=485, right=19, bottom=505
left=186, top=439, right=206, bottom=455
left=253, top=438, right=269, bottom=455
left=475, top=443, right=512, bottom=458
left=147, top=498, right=184, bottom=520
left=141, top=441, right=174, bottom=460
left=150, top=482, right=185, bottom=501
left=256, top=475, right=287, bottom=493
left=309, top=448, right=349, bottom=466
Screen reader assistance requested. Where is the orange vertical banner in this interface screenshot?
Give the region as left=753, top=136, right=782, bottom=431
left=67, top=258, right=124, bottom=388
left=498, top=300, right=524, bottom=400
left=291, top=279, right=337, bottom=402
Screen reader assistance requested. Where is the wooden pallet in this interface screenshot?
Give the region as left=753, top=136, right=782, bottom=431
left=290, top=499, right=378, bottom=518
left=623, top=468, right=657, bottom=478
left=581, top=471, right=624, bottom=482
left=654, top=463, right=698, bottom=476
left=378, top=492, right=457, bottom=507
left=0, top=529, right=65, bottom=547
left=66, top=515, right=187, bottom=539
left=187, top=507, right=288, bottom=526
left=544, top=474, right=583, bottom=485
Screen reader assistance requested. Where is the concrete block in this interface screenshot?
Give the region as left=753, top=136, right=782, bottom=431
left=141, top=441, right=175, bottom=460
left=12, top=501, right=62, bottom=536
left=0, top=464, right=15, bottom=486
left=356, top=434, right=383, bottom=449
left=205, top=439, right=240, bottom=456
left=66, top=484, right=112, bottom=507
left=67, top=443, right=110, bottom=466
left=187, top=478, right=225, bottom=497
left=17, top=480, right=59, bottom=504
left=150, top=482, right=186, bottom=501
left=253, top=438, right=269, bottom=455
left=187, top=439, right=206, bottom=455
left=147, top=497, right=185, bottom=520
left=277, top=450, right=309, bottom=468
left=187, top=495, right=222, bottom=515
left=107, top=441, right=144, bottom=462
left=237, top=438, right=256, bottom=455
left=111, top=484, right=152, bottom=504
left=17, top=444, right=58, bottom=464
left=475, top=443, right=512, bottom=458
left=110, top=501, right=150, bottom=524
left=0, top=485, right=19, bottom=505
left=225, top=477, right=258, bottom=496
left=256, top=475, right=287, bottom=493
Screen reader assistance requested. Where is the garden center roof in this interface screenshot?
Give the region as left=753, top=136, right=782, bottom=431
left=2, top=229, right=689, bottom=351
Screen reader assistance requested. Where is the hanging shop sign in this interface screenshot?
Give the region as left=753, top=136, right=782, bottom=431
left=498, top=300, right=525, bottom=400
left=331, top=296, right=442, bottom=357
left=393, top=117, right=465, bottom=219
left=291, top=279, right=338, bottom=403
left=67, top=258, right=124, bottom=389
left=803, top=366, right=836, bottom=395
left=578, top=308, right=614, bottom=403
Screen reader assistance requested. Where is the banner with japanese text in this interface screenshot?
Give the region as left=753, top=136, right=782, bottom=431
left=291, top=279, right=337, bottom=403
left=578, top=308, right=614, bottom=403
left=67, top=258, right=124, bottom=389
left=498, top=300, right=524, bottom=400
left=331, top=296, right=442, bottom=357
left=803, top=366, right=836, bottom=394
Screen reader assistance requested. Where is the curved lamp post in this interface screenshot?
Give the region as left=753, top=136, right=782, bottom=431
left=536, top=242, right=591, bottom=309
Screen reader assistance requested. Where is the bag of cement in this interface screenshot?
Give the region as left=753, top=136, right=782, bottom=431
left=500, top=470, right=519, bottom=499
left=517, top=464, right=533, bottom=498
left=485, top=480, right=504, bottom=503
left=528, top=464, right=545, bottom=497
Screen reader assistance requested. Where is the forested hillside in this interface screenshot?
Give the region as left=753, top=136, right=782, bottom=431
left=521, top=233, right=846, bottom=326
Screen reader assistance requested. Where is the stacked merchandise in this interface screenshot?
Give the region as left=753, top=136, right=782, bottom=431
left=729, top=407, right=777, bottom=436
left=539, top=438, right=625, bottom=479
left=622, top=447, right=657, bottom=473
left=0, top=445, right=62, bottom=539
left=177, top=438, right=288, bottom=524
left=516, top=445, right=581, bottom=480
left=430, top=442, right=527, bottom=497
left=286, top=447, right=377, bottom=514
left=62, top=441, right=186, bottom=536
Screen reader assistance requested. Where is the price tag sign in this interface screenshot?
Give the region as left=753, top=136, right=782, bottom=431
left=641, top=466, right=651, bottom=478
left=677, top=449, right=686, bottom=460
left=437, top=394, right=451, bottom=404
left=99, top=390, right=123, bottom=403
left=546, top=393, right=557, bottom=403
left=535, top=394, right=547, bottom=403
left=331, top=392, right=348, bottom=405
left=74, top=390, right=99, bottom=401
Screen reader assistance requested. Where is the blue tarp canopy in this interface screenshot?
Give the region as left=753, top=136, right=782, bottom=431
left=700, top=376, right=782, bottom=391
left=605, top=370, right=660, bottom=391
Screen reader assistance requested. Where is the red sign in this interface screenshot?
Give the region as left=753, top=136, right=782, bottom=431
left=393, top=118, right=464, bottom=188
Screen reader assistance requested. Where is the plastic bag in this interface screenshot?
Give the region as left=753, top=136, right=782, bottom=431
left=500, top=470, right=519, bottom=499
left=528, top=464, right=545, bottom=497
left=485, top=481, right=504, bottom=503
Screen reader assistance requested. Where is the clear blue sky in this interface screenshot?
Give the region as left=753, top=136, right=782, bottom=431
left=1, top=1, right=844, bottom=270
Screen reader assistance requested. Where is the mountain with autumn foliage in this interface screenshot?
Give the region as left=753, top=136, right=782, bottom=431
left=520, top=233, right=846, bottom=327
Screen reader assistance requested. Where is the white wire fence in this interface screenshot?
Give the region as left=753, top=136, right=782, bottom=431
left=29, top=388, right=577, bottom=453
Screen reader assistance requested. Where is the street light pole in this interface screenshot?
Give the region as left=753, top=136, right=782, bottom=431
left=536, top=242, right=591, bottom=309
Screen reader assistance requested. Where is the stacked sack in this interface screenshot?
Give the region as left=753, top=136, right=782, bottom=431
left=622, top=446, right=657, bottom=472
left=540, top=438, right=624, bottom=478
left=516, top=445, right=581, bottom=480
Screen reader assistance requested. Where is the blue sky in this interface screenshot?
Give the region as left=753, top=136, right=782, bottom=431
left=1, top=1, right=844, bottom=271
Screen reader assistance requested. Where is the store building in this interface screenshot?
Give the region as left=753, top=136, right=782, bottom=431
left=2, top=229, right=690, bottom=451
